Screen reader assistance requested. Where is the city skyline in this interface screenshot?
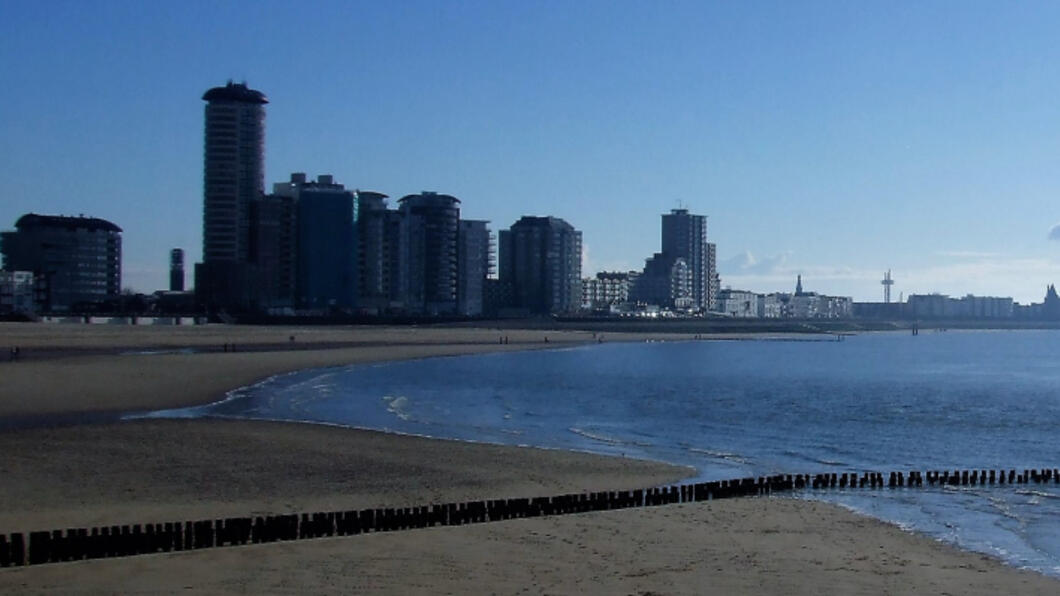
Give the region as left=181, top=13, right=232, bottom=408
left=3, top=2, right=1060, bottom=303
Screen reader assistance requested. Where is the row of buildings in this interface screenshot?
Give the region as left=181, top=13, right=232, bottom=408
left=583, top=271, right=853, bottom=319
left=0, top=202, right=585, bottom=317
left=194, top=81, right=583, bottom=316
left=715, top=279, right=854, bottom=319
left=5, top=79, right=1060, bottom=322
left=581, top=208, right=721, bottom=315
left=2, top=203, right=1058, bottom=322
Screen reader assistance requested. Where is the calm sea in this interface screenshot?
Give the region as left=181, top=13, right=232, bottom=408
left=147, top=330, right=1060, bottom=576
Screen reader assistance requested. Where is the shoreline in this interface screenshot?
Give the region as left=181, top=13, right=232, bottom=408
left=0, top=326, right=604, bottom=418
left=0, top=320, right=907, bottom=420
left=1, top=323, right=1059, bottom=593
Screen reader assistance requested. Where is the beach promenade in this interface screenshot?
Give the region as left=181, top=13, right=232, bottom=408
left=0, top=322, right=1057, bottom=594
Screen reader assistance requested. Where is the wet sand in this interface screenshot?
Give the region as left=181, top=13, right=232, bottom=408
left=0, top=322, right=1057, bottom=594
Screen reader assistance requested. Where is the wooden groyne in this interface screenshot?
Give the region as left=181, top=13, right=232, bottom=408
left=2, top=467, right=1057, bottom=568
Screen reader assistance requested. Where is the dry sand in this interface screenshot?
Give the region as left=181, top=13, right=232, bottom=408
left=0, top=419, right=691, bottom=533
left=0, top=322, right=1058, bottom=594
left=4, top=500, right=1055, bottom=595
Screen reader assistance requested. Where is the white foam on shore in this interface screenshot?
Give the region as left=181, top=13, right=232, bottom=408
left=382, top=395, right=412, bottom=421
left=686, top=447, right=749, bottom=464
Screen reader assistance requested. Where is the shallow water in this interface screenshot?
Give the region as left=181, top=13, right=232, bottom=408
left=145, top=330, right=1060, bottom=576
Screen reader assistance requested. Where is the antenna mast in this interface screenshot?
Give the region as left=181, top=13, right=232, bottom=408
left=881, top=269, right=895, bottom=303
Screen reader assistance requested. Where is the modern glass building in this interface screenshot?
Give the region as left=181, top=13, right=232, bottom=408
left=290, top=175, right=357, bottom=310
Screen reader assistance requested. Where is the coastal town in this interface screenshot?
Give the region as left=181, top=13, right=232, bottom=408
left=8, top=3, right=1060, bottom=593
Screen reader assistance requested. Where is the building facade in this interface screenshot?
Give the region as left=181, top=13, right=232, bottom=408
left=356, top=191, right=391, bottom=312
left=630, top=253, right=693, bottom=310
left=758, top=293, right=783, bottom=318
left=661, top=209, right=710, bottom=311
left=717, top=289, right=758, bottom=317
left=706, top=242, right=720, bottom=311
left=196, top=81, right=268, bottom=311
left=906, top=294, right=1013, bottom=319
left=289, top=175, right=357, bottom=310
left=169, top=248, right=185, bottom=292
left=1, top=213, right=122, bottom=311
left=457, top=220, right=492, bottom=316
left=399, top=192, right=461, bottom=315
left=0, top=271, right=36, bottom=314
left=251, top=191, right=298, bottom=309
left=582, top=271, right=639, bottom=310
left=499, top=216, right=582, bottom=314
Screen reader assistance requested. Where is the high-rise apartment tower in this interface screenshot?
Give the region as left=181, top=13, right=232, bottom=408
left=399, top=192, right=461, bottom=315
left=661, top=209, right=708, bottom=311
left=499, top=216, right=582, bottom=314
left=170, top=248, right=184, bottom=292
left=196, top=81, right=268, bottom=311
left=201, top=81, right=267, bottom=262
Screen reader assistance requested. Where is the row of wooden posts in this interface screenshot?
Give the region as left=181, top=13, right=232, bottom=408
left=804, top=468, right=1060, bottom=489
left=2, top=467, right=1057, bottom=568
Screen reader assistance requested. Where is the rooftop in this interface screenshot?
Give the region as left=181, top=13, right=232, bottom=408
left=14, top=213, right=122, bottom=233
left=202, top=81, right=268, bottom=104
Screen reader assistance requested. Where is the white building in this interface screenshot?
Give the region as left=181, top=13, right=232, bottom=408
left=717, top=289, right=758, bottom=318
left=758, top=293, right=783, bottom=318
left=582, top=271, right=638, bottom=310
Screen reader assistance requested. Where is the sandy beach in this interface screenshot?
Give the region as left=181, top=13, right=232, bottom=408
left=0, top=322, right=1057, bottom=594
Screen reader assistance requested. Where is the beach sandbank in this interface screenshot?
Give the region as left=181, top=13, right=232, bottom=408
left=0, top=324, right=608, bottom=417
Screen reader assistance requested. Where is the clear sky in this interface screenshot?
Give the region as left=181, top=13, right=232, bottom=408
left=2, top=1, right=1059, bottom=303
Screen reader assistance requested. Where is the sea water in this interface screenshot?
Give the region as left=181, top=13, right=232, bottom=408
left=148, top=330, right=1060, bottom=576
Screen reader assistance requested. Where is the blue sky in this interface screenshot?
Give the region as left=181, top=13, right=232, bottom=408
left=2, top=1, right=1059, bottom=302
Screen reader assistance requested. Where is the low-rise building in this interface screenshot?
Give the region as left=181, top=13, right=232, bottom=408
left=758, top=293, right=784, bottom=318
left=582, top=271, right=639, bottom=310
left=906, top=293, right=1013, bottom=319
left=717, top=289, right=758, bottom=318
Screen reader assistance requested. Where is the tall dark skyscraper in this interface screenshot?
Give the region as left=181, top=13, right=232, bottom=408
left=457, top=219, right=492, bottom=316
left=499, top=216, right=582, bottom=314
left=196, top=81, right=268, bottom=311
left=169, top=248, right=184, bottom=292
left=398, top=192, right=461, bottom=315
left=356, top=190, right=394, bottom=312
left=202, top=81, right=267, bottom=263
left=661, top=208, right=711, bottom=311
left=292, top=175, right=357, bottom=310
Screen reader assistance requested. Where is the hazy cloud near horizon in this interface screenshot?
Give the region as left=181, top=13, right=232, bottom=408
left=935, top=250, right=1001, bottom=259
left=720, top=251, right=791, bottom=275
left=1049, top=224, right=1060, bottom=241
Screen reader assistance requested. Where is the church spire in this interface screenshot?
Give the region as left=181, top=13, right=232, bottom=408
left=795, top=275, right=803, bottom=296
